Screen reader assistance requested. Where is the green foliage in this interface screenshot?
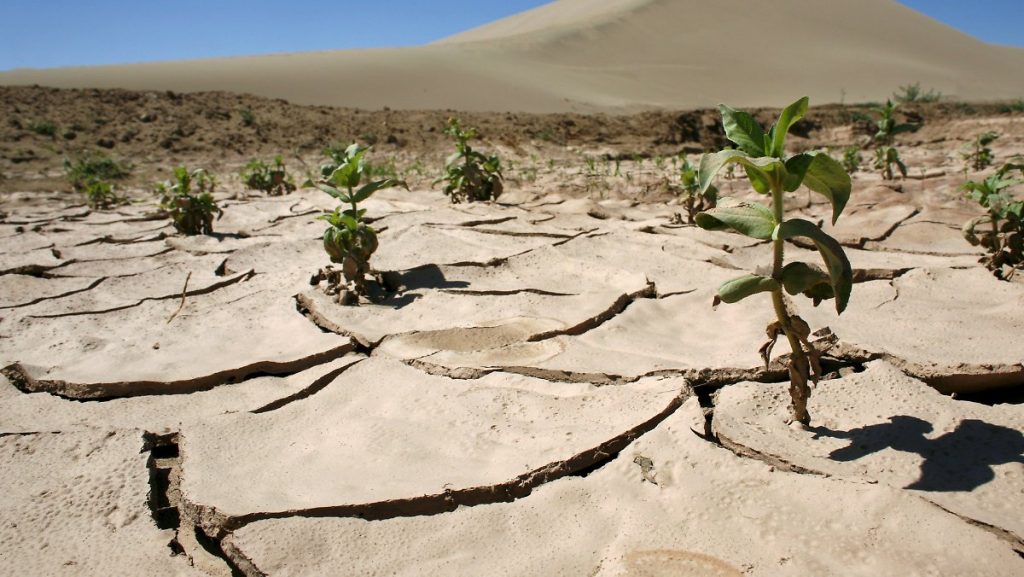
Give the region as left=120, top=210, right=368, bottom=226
left=434, top=118, right=504, bottom=203
left=999, top=99, right=1024, bottom=114
left=239, top=107, right=256, bottom=127
left=28, top=119, right=58, bottom=137
left=962, top=163, right=1023, bottom=280
left=64, top=150, right=132, bottom=192
left=961, top=132, right=999, bottom=174
left=241, top=155, right=296, bottom=196
left=696, top=97, right=853, bottom=425
left=841, top=146, right=862, bottom=174
left=676, top=157, right=717, bottom=224
left=315, top=144, right=407, bottom=299
left=893, top=82, right=941, bottom=104
left=155, top=167, right=222, bottom=235
left=872, top=100, right=915, bottom=180
left=83, top=180, right=126, bottom=210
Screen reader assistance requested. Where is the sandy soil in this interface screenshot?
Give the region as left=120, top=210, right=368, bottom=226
left=2, top=0, right=1023, bottom=112
left=1, top=86, right=1023, bottom=575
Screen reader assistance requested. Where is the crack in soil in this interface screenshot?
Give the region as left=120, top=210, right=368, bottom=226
left=0, top=342, right=356, bottom=400
left=26, top=269, right=256, bottom=319
left=250, top=358, right=366, bottom=414
left=184, top=390, right=690, bottom=539
left=528, top=282, right=657, bottom=341
left=0, top=276, right=107, bottom=310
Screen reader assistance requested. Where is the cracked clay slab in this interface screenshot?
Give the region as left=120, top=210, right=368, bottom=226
left=714, top=360, right=1024, bottom=543
left=179, top=357, right=687, bottom=522
left=227, top=398, right=1023, bottom=577
left=0, top=430, right=206, bottom=577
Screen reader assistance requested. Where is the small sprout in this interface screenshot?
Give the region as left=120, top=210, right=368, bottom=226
left=64, top=150, right=131, bottom=192
left=962, top=163, right=1023, bottom=280
left=675, top=156, right=717, bottom=224
left=28, top=119, right=58, bottom=137
left=893, top=82, right=941, bottom=104
left=434, top=118, right=504, bottom=203
left=961, top=132, right=1000, bottom=174
left=156, top=167, right=223, bottom=235
left=315, top=144, right=407, bottom=302
left=841, top=146, right=862, bottom=174
left=83, top=180, right=126, bottom=210
left=241, top=155, right=296, bottom=196
left=872, top=100, right=915, bottom=180
left=239, top=107, right=256, bottom=127
left=696, top=97, right=853, bottom=425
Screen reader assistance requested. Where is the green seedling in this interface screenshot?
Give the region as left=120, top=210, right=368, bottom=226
left=434, top=118, right=503, bottom=203
left=28, top=119, right=58, bottom=137
left=239, top=107, right=256, bottom=127
left=64, top=150, right=131, bottom=192
left=83, top=180, right=126, bottom=210
left=241, top=155, right=296, bottom=196
left=677, top=157, right=717, bottom=224
left=962, top=163, right=1023, bottom=280
left=961, top=132, right=999, bottom=174
left=156, top=167, right=222, bottom=235
left=315, top=144, right=407, bottom=301
left=696, top=97, right=853, bottom=425
left=841, top=146, right=862, bottom=174
left=894, top=82, right=941, bottom=104
left=872, top=100, right=914, bottom=180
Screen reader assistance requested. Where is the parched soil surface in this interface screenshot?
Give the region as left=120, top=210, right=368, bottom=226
left=1, top=86, right=1023, bottom=576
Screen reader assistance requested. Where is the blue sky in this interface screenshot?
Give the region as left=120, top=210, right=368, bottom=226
left=2, top=0, right=1021, bottom=71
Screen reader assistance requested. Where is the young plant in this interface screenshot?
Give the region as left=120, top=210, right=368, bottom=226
left=872, top=100, right=914, bottom=180
left=241, top=155, right=297, bottom=196
left=155, top=167, right=222, bottom=235
left=841, top=146, right=862, bottom=174
left=696, top=97, right=853, bottom=425
left=677, top=156, right=717, bottom=224
left=315, top=144, right=407, bottom=301
left=434, top=118, right=503, bottom=203
left=961, top=132, right=999, bottom=174
left=894, top=82, right=941, bottom=104
left=962, top=163, right=1023, bottom=280
left=83, top=180, right=126, bottom=210
left=64, top=150, right=131, bottom=192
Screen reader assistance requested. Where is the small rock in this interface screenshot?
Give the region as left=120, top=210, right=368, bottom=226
left=96, top=138, right=115, bottom=149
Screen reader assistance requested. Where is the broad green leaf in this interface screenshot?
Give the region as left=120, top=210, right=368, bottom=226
left=787, top=152, right=852, bottom=224
left=716, top=274, right=779, bottom=305
left=445, top=151, right=461, bottom=167
left=779, top=261, right=835, bottom=306
left=719, top=105, right=766, bottom=156
left=695, top=200, right=776, bottom=240
left=774, top=219, right=852, bottom=314
left=316, top=183, right=353, bottom=203
left=353, top=178, right=408, bottom=203
left=745, top=166, right=771, bottom=194
left=768, top=97, right=809, bottom=158
left=698, top=150, right=783, bottom=195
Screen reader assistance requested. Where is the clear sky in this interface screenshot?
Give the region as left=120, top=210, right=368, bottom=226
left=1, top=0, right=1021, bottom=71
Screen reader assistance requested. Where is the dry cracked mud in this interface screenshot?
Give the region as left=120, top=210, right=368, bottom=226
left=2, top=117, right=1024, bottom=576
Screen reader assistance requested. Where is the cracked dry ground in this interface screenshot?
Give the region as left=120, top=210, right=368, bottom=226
left=2, top=163, right=1023, bottom=576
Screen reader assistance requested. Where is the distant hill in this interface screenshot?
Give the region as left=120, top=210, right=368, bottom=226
left=2, top=0, right=1023, bottom=112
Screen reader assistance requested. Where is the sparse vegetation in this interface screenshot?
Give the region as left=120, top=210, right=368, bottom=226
left=314, top=144, right=407, bottom=302
left=894, top=82, right=941, bottom=104
left=82, top=180, right=126, bottom=210
left=435, top=118, right=503, bottom=203
left=696, top=97, right=853, bottom=425
left=28, top=119, right=58, bottom=137
left=241, top=155, right=297, bottom=195
left=962, top=163, right=1023, bottom=280
left=961, top=132, right=999, bottom=174
left=156, top=167, right=223, bottom=235
left=64, top=150, right=132, bottom=192
left=841, top=146, right=862, bottom=174
left=872, top=100, right=914, bottom=180
left=675, top=156, right=717, bottom=224
left=239, top=107, right=256, bottom=127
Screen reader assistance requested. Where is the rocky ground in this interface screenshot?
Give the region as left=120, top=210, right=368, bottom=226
left=1, top=87, right=1023, bottom=576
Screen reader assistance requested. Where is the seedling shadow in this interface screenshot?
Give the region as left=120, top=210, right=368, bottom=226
left=811, top=416, right=1024, bottom=492
left=371, top=264, right=470, bottom=310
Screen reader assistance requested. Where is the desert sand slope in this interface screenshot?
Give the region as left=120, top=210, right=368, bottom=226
left=2, top=0, right=1023, bottom=112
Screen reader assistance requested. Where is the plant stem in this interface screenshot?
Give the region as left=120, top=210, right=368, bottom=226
left=770, top=181, right=812, bottom=425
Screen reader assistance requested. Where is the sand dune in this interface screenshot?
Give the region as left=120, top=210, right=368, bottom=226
left=2, top=0, right=1023, bottom=112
